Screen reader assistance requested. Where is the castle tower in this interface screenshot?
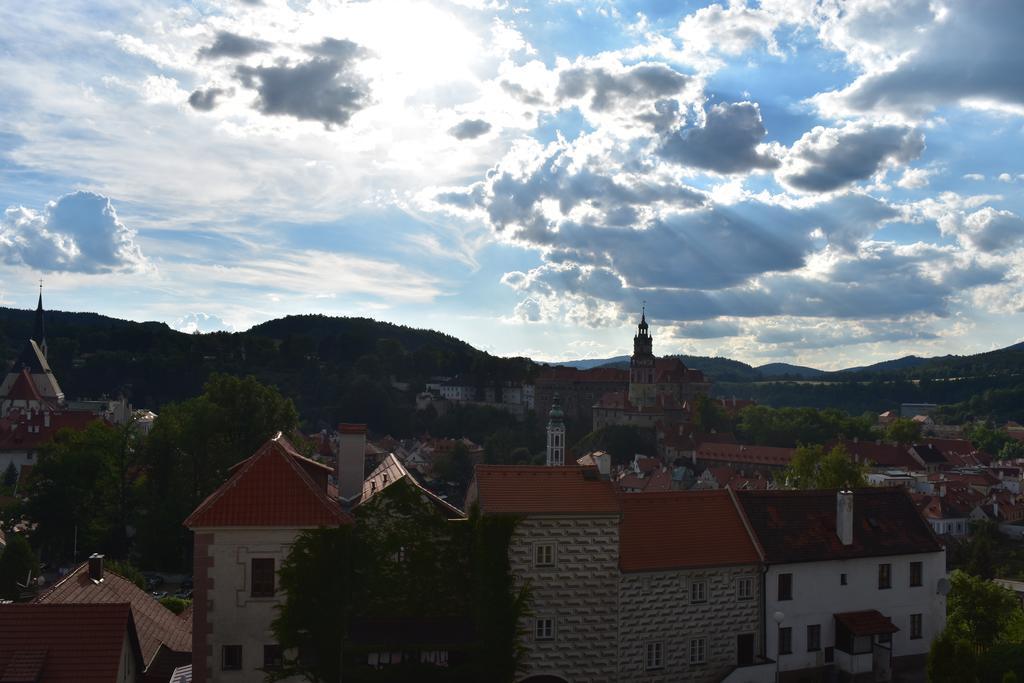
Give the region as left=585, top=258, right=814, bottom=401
left=628, top=307, right=657, bottom=409
left=546, top=394, right=565, bottom=467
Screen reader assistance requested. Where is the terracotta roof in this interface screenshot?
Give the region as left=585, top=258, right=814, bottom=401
left=696, top=442, right=795, bottom=467
left=358, top=454, right=464, bottom=519
left=472, top=465, right=619, bottom=515
left=0, top=410, right=99, bottom=453
left=619, top=490, right=761, bottom=572
left=830, top=440, right=918, bottom=470
left=36, top=561, right=190, bottom=668
left=5, top=369, right=43, bottom=402
left=0, top=603, right=143, bottom=683
left=737, top=488, right=942, bottom=564
left=185, top=433, right=353, bottom=528
left=834, top=610, right=899, bottom=636
left=909, top=443, right=946, bottom=465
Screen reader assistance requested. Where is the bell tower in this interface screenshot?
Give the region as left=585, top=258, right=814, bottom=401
left=546, top=394, right=566, bottom=467
left=628, top=306, right=656, bottom=409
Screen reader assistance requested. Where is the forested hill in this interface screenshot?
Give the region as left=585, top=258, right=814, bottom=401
left=0, top=308, right=537, bottom=431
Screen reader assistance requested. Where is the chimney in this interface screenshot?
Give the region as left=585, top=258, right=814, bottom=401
left=337, top=423, right=367, bottom=503
left=88, top=553, right=104, bottom=583
left=837, top=490, right=854, bottom=546
left=593, top=451, right=611, bottom=478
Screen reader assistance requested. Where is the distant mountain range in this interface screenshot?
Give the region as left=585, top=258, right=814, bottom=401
left=554, top=342, right=1024, bottom=383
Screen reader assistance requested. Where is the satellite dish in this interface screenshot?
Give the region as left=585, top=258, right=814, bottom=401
left=937, top=577, right=951, bottom=596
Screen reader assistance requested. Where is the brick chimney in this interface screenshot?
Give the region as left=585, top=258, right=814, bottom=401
left=837, top=490, right=854, bottom=546
left=88, top=553, right=104, bottom=583
left=337, top=423, right=367, bottom=503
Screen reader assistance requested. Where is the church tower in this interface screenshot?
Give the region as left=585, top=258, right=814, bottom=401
left=628, top=307, right=657, bottom=409
left=32, top=283, right=47, bottom=360
left=546, top=394, right=565, bottom=467
left=0, top=286, right=64, bottom=417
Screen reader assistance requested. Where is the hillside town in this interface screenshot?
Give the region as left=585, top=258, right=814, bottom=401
left=0, top=294, right=1022, bottom=682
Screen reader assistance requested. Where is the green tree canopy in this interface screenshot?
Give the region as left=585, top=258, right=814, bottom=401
left=138, top=373, right=299, bottom=570
left=780, top=444, right=868, bottom=490
left=25, top=420, right=138, bottom=562
left=0, top=534, right=38, bottom=601
left=885, top=417, right=922, bottom=445
left=947, top=569, right=1022, bottom=648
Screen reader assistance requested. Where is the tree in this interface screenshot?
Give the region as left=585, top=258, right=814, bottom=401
left=106, top=559, right=145, bottom=589
left=0, top=534, right=38, bottom=601
left=885, top=418, right=922, bottom=445
left=138, top=373, right=299, bottom=570
left=2, top=462, right=17, bottom=490
left=928, top=628, right=979, bottom=683
left=967, top=422, right=1013, bottom=456
left=780, top=444, right=868, bottom=490
left=946, top=569, right=1022, bottom=648
left=25, top=421, right=136, bottom=562
left=999, top=440, right=1024, bottom=461
left=433, top=442, right=474, bottom=490
left=272, top=526, right=355, bottom=683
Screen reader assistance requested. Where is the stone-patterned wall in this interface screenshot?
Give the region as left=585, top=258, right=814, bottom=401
left=618, top=566, right=762, bottom=682
left=511, top=515, right=621, bottom=682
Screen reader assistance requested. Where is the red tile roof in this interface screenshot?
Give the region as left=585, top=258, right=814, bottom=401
left=830, top=440, right=918, bottom=470
left=36, top=561, right=190, bottom=668
left=472, top=465, right=619, bottom=515
left=737, top=488, right=942, bottom=563
left=5, top=369, right=43, bottom=402
left=696, top=442, right=795, bottom=467
left=185, top=433, right=353, bottom=528
left=834, top=610, right=899, bottom=635
left=619, top=490, right=761, bottom=572
left=0, top=603, right=143, bottom=683
left=0, top=409, right=99, bottom=453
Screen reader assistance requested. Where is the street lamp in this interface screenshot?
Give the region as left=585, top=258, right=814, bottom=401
left=773, top=611, right=785, bottom=683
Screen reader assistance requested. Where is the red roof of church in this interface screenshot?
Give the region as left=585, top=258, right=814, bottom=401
left=0, top=603, right=143, bottom=683
left=619, top=490, right=761, bottom=572
left=185, top=434, right=352, bottom=528
left=473, top=465, right=620, bottom=515
left=0, top=409, right=99, bottom=452
left=5, top=369, right=43, bottom=402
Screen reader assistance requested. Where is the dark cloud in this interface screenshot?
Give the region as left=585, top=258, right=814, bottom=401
left=672, top=319, right=742, bottom=339
left=659, top=102, right=779, bottom=173
left=1, top=191, right=147, bottom=273
left=958, top=208, right=1024, bottom=252
left=188, top=87, right=229, bottom=111
left=826, top=1, right=1024, bottom=115
left=449, top=118, right=492, bottom=140
left=305, top=37, right=364, bottom=60
left=197, top=31, right=272, bottom=59
left=780, top=123, right=924, bottom=192
left=234, top=41, right=370, bottom=127
left=501, top=80, right=545, bottom=106
left=556, top=63, right=690, bottom=112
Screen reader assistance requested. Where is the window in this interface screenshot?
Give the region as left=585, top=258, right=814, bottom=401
left=910, top=561, right=923, bottom=587
left=689, top=637, right=707, bottom=665
left=534, top=543, right=555, bottom=568
left=420, top=650, right=449, bottom=666
left=535, top=618, right=554, bottom=640
left=824, top=647, right=834, bottom=664
left=778, top=627, right=792, bottom=655
left=910, top=613, right=923, bottom=640
left=737, top=577, right=753, bottom=601
left=807, top=624, right=821, bottom=652
left=778, top=573, right=793, bottom=601
left=646, top=642, right=664, bottom=670
left=878, top=563, right=892, bottom=590
left=263, top=645, right=283, bottom=670
left=840, top=573, right=848, bottom=586
left=691, top=580, right=707, bottom=603
left=251, top=558, right=275, bottom=597
left=222, top=645, right=242, bottom=670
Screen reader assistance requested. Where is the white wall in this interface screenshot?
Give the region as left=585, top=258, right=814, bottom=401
left=764, top=551, right=946, bottom=674
left=201, top=527, right=307, bottom=682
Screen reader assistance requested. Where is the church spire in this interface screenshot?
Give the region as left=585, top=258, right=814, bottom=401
left=32, top=281, right=46, bottom=359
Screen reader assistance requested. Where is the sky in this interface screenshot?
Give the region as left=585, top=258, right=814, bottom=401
left=1, top=0, right=1023, bottom=370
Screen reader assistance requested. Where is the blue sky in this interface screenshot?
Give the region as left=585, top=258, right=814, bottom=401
left=1, top=0, right=1023, bottom=369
